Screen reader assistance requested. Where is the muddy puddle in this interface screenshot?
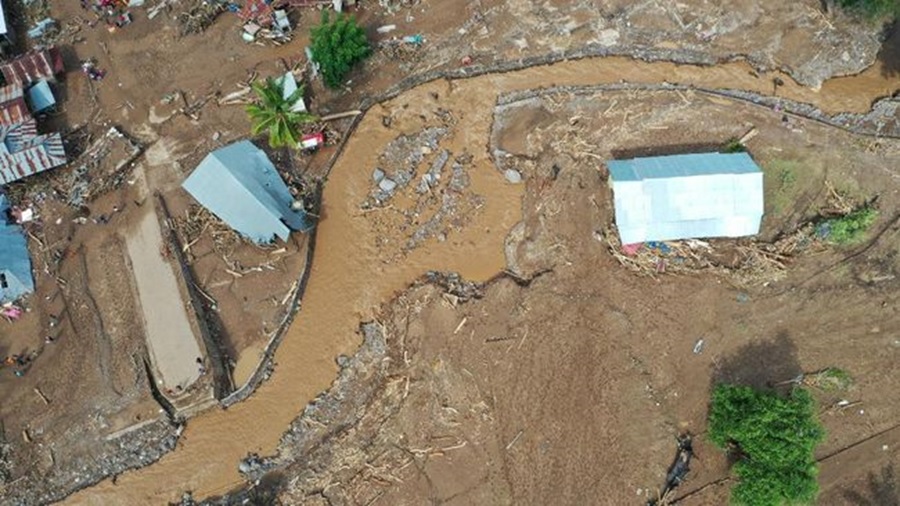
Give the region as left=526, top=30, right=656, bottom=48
left=64, top=56, right=900, bottom=504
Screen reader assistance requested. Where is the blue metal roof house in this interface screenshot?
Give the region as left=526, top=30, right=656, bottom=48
left=182, top=140, right=312, bottom=244
left=0, top=193, right=34, bottom=303
left=26, top=79, right=56, bottom=113
left=607, top=152, right=764, bottom=245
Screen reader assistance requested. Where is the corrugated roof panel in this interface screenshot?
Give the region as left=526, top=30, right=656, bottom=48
left=0, top=193, right=34, bottom=303
left=0, top=84, right=23, bottom=103
left=0, top=128, right=66, bottom=184
left=609, top=152, right=764, bottom=243
left=182, top=140, right=311, bottom=243
left=607, top=160, right=640, bottom=181
left=0, top=0, right=8, bottom=37
left=0, top=97, right=28, bottom=126
left=27, top=80, right=55, bottom=112
left=0, top=49, right=64, bottom=87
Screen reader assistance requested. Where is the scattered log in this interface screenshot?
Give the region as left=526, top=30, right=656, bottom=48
left=320, top=110, right=362, bottom=122
left=33, top=387, right=50, bottom=405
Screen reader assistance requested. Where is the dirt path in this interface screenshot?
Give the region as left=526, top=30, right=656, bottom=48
left=64, top=55, right=900, bottom=504
left=126, top=209, right=203, bottom=392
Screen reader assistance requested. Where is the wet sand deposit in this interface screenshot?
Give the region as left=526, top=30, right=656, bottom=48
left=61, top=53, right=900, bottom=504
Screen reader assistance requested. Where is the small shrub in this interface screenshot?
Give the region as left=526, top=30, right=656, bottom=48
left=709, top=384, right=824, bottom=506
left=817, top=206, right=878, bottom=245
left=310, top=12, right=371, bottom=89
left=764, top=159, right=800, bottom=214
left=809, top=367, right=853, bottom=391
left=778, top=167, right=796, bottom=187
left=723, top=138, right=746, bottom=153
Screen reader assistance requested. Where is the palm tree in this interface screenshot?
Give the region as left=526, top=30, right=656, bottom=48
left=246, top=77, right=317, bottom=148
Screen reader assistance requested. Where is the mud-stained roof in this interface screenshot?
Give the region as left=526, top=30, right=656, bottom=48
left=0, top=119, right=67, bottom=184
left=608, top=152, right=764, bottom=244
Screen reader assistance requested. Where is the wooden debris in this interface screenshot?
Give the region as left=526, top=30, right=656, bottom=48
left=33, top=388, right=50, bottom=405
left=453, top=317, right=467, bottom=335
left=738, top=126, right=758, bottom=145
left=217, top=86, right=252, bottom=106
left=823, top=180, right=854, bottom=216
left=320, top=110, right=363, bottom=122
left=505, top=430, right=524, bottom=451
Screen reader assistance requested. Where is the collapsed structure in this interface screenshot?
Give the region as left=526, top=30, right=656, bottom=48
left=182, top=140, right=312, bottom=243
left=0, top=48, right=66, bottom=184
left=607, top=152, right=764, bottom=244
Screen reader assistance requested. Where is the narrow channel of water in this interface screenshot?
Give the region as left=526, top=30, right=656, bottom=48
left=65, top=56, right=899, bottom=504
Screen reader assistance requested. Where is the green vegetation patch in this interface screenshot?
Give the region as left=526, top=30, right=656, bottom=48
left=817, top=206, right=878, bottom=245
left=763, top=159, right=800, bottom=214
left=310, top=12, right=371, bottom=89
left=709, top=384, right=825, bottom=506
left=808, top=367, right=853, bottom=391
left=722, top=138, right=747, bottom=153
left=837, top=0, right=900, bottom=19
left=246, top=77, right=318, bottom=148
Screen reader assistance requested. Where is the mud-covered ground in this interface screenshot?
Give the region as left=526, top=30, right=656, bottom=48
left=246, top=88, right=900, bottom=505
left=2, top=0, right=898, bottom=502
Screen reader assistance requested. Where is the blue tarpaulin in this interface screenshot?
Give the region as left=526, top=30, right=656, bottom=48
left=0, top=194, right=34, bottom=303
left=182, top=140, right=313, bottom=244
left=27, top=79, right=55, bottom=112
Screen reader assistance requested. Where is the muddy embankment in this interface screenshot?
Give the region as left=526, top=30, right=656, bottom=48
left=59, top=44, right=900, bottom=506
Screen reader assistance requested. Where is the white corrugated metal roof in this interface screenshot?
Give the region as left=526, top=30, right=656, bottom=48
left=182, top=140, right=311, bottom=244
left=609, top=153, right=764, bottom=244
left=0, top=0, right=8, bottom=37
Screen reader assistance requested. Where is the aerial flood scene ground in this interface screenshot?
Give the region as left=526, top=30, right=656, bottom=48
left=3, top=0, right=900, bottom=505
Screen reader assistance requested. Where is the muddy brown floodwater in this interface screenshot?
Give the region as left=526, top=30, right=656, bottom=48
left=64, top=56, right=900, bottom=504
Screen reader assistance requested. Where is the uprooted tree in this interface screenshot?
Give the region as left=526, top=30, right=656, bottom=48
left=708, top=384, right=825, bottom=506
left=310, top=12, right=371, bottom=89
left=246, top=77, right=317, bottom=149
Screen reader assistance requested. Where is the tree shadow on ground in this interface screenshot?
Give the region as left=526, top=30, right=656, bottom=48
left=843, top=462, right=900, bottom=506
left=611, top=141, right=727, bottom=160
left=710, top=331, right=803, bottom=391
left=878, top=21, right=900, bottom=78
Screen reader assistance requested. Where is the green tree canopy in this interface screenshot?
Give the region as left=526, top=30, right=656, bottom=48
left=709, top=384, right=825, bottom=506
left=246, top=77, right=317, bottom=149
left=310, top=12, right=370, bottom=89
left=837, top=0, right=900, bottom=19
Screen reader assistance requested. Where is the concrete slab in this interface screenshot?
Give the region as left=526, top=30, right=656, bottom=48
left=126, top=209, right=203, bottom=391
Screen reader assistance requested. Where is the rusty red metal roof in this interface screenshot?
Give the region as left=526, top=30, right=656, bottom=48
left=0, top=120, right=66, bottom=184
left=0, top=97, right=29, bottom=126
left=0, top=48, right=65, bottom=87
left=0, top=84, right=23, bottom=103
left=240, top=0, right=273, bottom=24
left=0, top=85, right=28, bottom=126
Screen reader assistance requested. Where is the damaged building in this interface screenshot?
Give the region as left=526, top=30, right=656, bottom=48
left=182, top=140, right=312, bottom=243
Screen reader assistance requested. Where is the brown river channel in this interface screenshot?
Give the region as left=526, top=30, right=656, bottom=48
left=64, top=55, right=899, bottom=504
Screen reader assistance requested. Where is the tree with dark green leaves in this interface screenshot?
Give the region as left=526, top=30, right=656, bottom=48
left=835, top=0, right=900, bottom=19
left=246, top=77, right=317, bottom=149
left=708, top=384, right=825, bottom=506
left=310, top=12, right=370, bottom=89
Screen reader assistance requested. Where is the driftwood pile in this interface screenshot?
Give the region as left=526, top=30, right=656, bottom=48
left=600, top=225, right=820, bottom=286
left=173, top=204, right=243, bottom=262
left=57, top=126, right=142, bottom=207
left=178, top=1, right=226, bottom=36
